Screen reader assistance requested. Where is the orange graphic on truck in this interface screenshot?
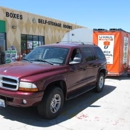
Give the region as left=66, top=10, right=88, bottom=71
left=104, top=41, right=110, bottom=49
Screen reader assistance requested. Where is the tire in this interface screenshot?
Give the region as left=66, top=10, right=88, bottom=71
left=95, top=72, right=105, bottom=92
left=37, top=87, right=64, bottom=119
left=127, top=73, right=130, bottom=77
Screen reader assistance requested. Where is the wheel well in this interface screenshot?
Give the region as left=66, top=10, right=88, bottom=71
left=99, top=69, right=106, bottom=77
left=44, top=80, right=67, bottom=98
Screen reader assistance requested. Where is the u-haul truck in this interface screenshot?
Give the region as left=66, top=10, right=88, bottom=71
left=93, top=28, right=129, bottom=76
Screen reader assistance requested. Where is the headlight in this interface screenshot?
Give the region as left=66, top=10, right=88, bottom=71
left=19, top=82, right=38, bottom=92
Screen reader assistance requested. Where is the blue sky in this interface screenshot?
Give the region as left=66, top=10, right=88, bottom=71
left=0, top=0, right=130, bottom=31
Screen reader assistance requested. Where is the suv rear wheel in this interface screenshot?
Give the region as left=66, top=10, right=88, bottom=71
left=95, top=72, right=105, bottom=92
left=127, top=73, right=130, bottom=77
left=37, top=87, right=64, bottom=119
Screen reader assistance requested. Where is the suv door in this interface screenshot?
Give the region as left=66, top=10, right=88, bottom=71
left=82, top=47, right=99, bottom=83
left=92, top=46, right=107, bottom=74
left=67, top=48, right=88, bottom=92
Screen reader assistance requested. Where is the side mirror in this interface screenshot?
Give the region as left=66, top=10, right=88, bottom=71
left=69, top=58, right=81, bottom=65
left=69, top=61, right=81, bottom=65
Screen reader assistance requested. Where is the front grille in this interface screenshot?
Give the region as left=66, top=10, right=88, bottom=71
left=0, top=75, right=19, bottom=91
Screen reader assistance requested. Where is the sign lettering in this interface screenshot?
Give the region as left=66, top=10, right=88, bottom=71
left=6, top=12, right=23, bottom=20
left=38, top=19, right=72, bottom=29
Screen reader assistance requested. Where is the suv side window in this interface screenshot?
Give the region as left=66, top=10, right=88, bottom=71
left=94, top=47, right=106, bottom=60
left=82, top=47, right=95, bottom=61
left=70, top=48, right=82, bottom=63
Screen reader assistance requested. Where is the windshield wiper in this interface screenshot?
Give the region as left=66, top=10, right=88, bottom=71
left=31, top=59, right=53, bottom=65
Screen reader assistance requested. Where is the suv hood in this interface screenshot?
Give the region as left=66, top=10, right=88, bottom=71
left=0, top=61, right=67, bottom=78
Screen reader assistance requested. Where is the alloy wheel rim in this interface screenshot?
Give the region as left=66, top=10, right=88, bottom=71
left=50, top=94, right=61, bottom=113
left=99, top=76, right=104, bottom=89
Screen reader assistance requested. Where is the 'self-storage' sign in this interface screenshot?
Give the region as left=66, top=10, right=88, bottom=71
left=5, top=12, right=72, bottom=29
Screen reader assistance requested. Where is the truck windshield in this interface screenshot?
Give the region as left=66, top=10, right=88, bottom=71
left=24, top=46, right=69, bottom=65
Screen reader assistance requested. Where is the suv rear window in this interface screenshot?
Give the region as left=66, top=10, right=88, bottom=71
left=82, top=47, right=96, bottom=61
left=93, top=47, right=106, bottom=60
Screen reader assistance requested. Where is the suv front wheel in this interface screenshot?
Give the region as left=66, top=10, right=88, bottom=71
left=37, top=87, right=64, bottom=119
left=95, top=72, right=105, bottom=92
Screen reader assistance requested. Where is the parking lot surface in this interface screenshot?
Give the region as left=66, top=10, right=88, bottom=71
left=0, top=74, right=130, bottom=130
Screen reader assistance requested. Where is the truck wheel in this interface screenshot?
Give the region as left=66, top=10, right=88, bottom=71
left=37, top=87, right=64, bottom=119
left=95, top=72, right=105, bottom=92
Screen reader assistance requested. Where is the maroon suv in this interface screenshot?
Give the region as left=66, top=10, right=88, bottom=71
left=0, top=42, right=107, bottom=119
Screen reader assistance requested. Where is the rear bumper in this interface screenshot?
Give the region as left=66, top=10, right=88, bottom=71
left=0, top=89, right=44, bottom=107
left=107, top=72, right=124, bottom=76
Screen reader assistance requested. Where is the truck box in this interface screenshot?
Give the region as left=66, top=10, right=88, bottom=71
left=93, top=28, right=129, bottom=76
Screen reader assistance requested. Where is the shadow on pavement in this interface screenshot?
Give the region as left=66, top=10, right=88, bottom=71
left=0, top=84, right=116, bottom=127
left=106, top=73, right=130, bottom=81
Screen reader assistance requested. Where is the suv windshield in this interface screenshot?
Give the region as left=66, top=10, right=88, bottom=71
left=24, top=46, right=69, bottom=65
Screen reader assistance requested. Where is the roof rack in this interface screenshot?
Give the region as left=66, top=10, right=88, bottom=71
left=109, top=28, right=123, bottom=31
left=58, top=41, right=94, bottom=45
left=93, top=28, right=108, bottom=31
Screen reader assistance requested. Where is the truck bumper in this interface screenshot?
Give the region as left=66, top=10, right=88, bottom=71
left=0, top=89, right=44, bottom=107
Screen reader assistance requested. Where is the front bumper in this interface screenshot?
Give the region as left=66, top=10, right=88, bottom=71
left=0, top=89, right=44, bottom=107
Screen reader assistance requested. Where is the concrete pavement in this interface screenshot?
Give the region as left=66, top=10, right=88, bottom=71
left=0, top=74, right=130, bottom=130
